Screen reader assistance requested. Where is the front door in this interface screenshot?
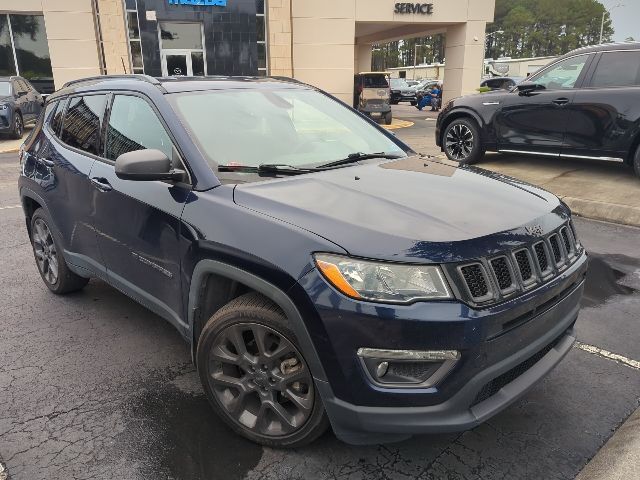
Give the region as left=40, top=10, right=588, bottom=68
left=90, top=93, right=191, bottom=333
left=159, top=22, right=206, bottom=77
left=494, top=54, right=592, bottom=156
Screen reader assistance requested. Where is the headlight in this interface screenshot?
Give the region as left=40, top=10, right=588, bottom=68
left=0, top=104, right=8, bottom=110
left=314, top=253, right=452, bottom=303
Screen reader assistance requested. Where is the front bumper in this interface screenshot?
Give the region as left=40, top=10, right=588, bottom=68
left=299, top=252, right=586, bottom=444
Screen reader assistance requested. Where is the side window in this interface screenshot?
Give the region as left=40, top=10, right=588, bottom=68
left=529, top=55, right=589, bottom=90
left=105, top=95, right=174, bottom=162
left=15, top=79, right=28, bottom=94
left=60, top=95, right=108, bottom=156
left=42, top=101, right=58, bottom=126
left=590, top=51, right=640, bottom=88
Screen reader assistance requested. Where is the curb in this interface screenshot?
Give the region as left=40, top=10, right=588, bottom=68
left=0, top=147, right=19, bottom=154
left=576, top=406, right=640, bottom=480
left=561, top=196, right=640, bottom=229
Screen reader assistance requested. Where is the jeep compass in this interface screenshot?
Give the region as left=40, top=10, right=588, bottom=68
left=19, top=75, right=587, bottom=447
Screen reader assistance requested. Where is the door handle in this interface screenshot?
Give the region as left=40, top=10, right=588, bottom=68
left=90, top=177, right=112, bottom=192
left=552, top=97, right=569, bottom=106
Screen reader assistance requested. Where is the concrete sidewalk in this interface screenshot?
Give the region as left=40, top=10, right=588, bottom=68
left=576, top=407, right=640, bottom=480
left=0, top=127, right=32, bottom=154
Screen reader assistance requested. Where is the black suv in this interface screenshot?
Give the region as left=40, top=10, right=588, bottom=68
left=437, top=42, right=640, bottom=177
left=0, top=76, right=44, bottom=139
left=19, top=75, right=587, bottom=447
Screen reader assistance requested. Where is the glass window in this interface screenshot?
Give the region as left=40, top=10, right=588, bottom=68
left=51, top=99, right=65, bottom=134
left=130, top=41, right=143, bottom=69
left=160, top=23, right=203, bottom=50
left=9, top=15, right=53, bottom=82
left=127, top=12, right=140, bottom=39
left=0, top=81, right=12, bottom=96
left=169, top=89, right=405, bottom=169
left=43, top=101, right=58, bottom=126
left=191, top=52, right=205, bottom=76
left=0, top=15, right=17, bottom=76
left=529, top=55, right=589, bottom=90
left=257, top=43, right=266, bottom=70
left=590, top=51, right=640, bottom=88
left=60, top=95, right=108, bottom=156
left=15, top=79, right=28, bottom=94
left=105, top=95, right=174, bottom=162
left=256, top=15, right=265, bottom=43
left=256, top=0, right=265, bottom=14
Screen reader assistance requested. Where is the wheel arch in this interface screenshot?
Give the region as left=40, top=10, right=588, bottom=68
left=20, top=188, right=50, bottom=238
left=626, top=132, right=640, bottom=166
left=439, top=109, right=485, bottom=147
left=188, top=259, right=328, bottom=382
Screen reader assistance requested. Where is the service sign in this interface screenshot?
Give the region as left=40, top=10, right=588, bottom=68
left=394, top=3, right=434, bottom=14
left=167, top=0, right=227, bottom=6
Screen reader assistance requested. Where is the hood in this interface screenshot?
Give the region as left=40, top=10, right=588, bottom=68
left=233, top=157, right=568, bottom=263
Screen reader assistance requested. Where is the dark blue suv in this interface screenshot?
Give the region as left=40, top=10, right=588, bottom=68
left=19, top=75, right=587, bottom=447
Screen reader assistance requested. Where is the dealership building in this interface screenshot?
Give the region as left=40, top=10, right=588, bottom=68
left=1, top=0, right=495, bottom=102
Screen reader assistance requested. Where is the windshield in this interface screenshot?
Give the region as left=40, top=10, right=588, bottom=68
left=362, top=75, right=389, bottom=88
left=390, top=78, right=409, bottom=89
left=0, top=82, right=12, bottom=96
left=169, top=88, right=405, bottom=170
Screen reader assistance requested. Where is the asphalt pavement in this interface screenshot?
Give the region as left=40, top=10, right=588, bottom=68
left=0, top=140, right=639, bottom=479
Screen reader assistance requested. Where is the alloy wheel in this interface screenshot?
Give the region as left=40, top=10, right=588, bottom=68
left=15, top=115, right=23, bottom=138
left=207, top=322, right=314, bottom=437
left=445, top=123, right=474, bottom=161
left=32, top=218, right=58, bottom=285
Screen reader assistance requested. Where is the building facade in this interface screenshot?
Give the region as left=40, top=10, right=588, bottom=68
left=0, top=0, right=495, bottom=102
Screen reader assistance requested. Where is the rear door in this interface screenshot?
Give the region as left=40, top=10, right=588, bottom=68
left=12, top=79, right=29, bottom=120
left=562, top=49, right=640, bottom=160
left=89, top=93, right=191, bottom=333
left=494, top=54, right=593, bottom=156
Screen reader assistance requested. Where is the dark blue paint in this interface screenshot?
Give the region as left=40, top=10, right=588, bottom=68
left=19, top=76, right=586, bottom=443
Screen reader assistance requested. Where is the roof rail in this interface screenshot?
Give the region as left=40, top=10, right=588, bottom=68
left=62, top=74, right=162, bottom=89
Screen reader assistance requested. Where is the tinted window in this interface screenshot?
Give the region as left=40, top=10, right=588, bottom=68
left=43, top=101, right=58, bottom=126
left=530, top=55, right=589, bottom=89
left=51, top=99, right=65, bottom=134
left=363, top=75, right=389, bottom=88
left=590, top=51, right=640, bottom=88
left=390, top=78, right=409, bottom=89
left=15, top=79, right=28, bottom=94
left=60, top=95, right=108, bottom=156
left=105, top=95, right=174, bottom=162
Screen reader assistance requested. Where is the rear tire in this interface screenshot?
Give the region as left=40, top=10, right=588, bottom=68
left=30, top=208, right=89, bottom=294
left=633, top=144, right=640, bottom=179
left=197, top=292, right=329, bottom=448
left=442, top=118, right=485, bottom=165
left=384, top=112, right=393, bottom=125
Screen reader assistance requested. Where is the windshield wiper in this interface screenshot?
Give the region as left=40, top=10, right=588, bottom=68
left=318, top=152, right=403, bottom=169
left=217, top=163, right=320, bottom=176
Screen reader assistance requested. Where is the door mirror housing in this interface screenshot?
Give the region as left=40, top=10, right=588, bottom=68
left=115, top=149, right=184, bottom=181
left=517, top=82, right=546, bottom=95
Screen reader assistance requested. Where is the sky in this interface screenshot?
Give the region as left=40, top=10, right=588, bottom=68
left=599, top=0, right=640, bottom=42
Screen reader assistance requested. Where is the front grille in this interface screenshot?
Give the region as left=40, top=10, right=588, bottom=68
left=549, top=234, right=563, bottom=264
left=490, top=257, right=512, bottom=290
left=514, top=249, right=533, bottom=282
left=534, top=242, right=549, bottom=272
left=452, top=221, right=581, bottom=306
left=460, top=264, right=489, bottom=299
left=471, top=333, right=565, bottom=406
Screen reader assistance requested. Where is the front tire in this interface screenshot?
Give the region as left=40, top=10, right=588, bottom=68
left=633, top=143, right=640, bottom=179
left=442, top=118, right=484, bottom=165
left=197, top=292, right=329, bottom=448
left=30, top=208, right=89, bottom=294
left=11, top=112, right=24, bottom=139
left=384, top=112, right=393, bottom=125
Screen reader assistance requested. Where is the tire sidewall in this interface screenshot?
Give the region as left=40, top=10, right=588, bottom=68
left=443, top=118, right=483, bottom=165
left=196, top=301, right=327, bottom=448
left=13, top=112, right=23, bottom=139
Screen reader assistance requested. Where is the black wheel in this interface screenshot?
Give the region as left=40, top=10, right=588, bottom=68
left=410, top=101, right=417, bottom=106
left=384, top=112, right=393, bottom=125
left=390, top=100, right=398, bottom=105
left=443, top=118, right=484, bottom=164
left=197, top=292, right=329, bottom=448
left=11, top=112, right=24, bottom=139
left=633, top=143, right=640, bottom=179
left=30, top=208, right=89, bottom=294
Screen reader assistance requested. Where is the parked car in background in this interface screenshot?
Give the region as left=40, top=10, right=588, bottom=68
left=20, top=74, right=586, bottom=448
left=0, top=76, right=44, bottom=139
left=480, top=76, right=525, bottom=91
left=390, top=78, right=417, bottom=104
left=405, top=80, right=420, bottom=87
left=437, top=42, right=640, bottom=178
left=353, top=72, right=393, bottom=125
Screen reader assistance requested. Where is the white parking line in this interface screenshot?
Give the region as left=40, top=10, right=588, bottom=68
left=0, top=204, right=20, bottom=211
left=575, top=341, right=640, bottom=370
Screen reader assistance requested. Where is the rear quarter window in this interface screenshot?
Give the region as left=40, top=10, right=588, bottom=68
left=590, top=51, right=640, bottom=88
left=60, top=95, right=108, bottom=156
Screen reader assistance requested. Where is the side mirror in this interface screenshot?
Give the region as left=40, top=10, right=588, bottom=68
left=115, top=149, right=184, bottom=181
left=516, top=82, right=545, bottom=95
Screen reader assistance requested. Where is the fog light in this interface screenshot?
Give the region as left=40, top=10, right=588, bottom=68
left=357, top=348, right=460, bottom=388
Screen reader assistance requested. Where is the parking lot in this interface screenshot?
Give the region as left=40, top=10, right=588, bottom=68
left=0, top=112, right=639, bottom=479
